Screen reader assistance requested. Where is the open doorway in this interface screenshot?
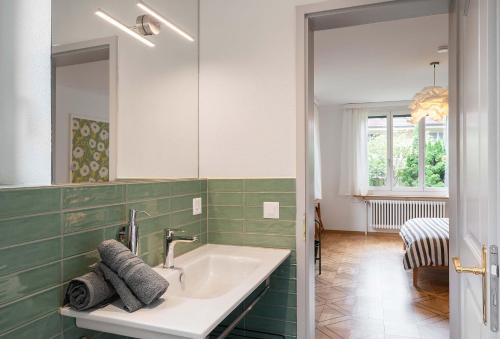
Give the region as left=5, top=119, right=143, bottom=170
left=51, top=38, right=118, bottom=184
left=295, top=0, right=459, bottom=338
left=314, top=13, right=450, bottom=338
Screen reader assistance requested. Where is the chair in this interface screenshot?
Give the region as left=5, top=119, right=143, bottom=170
left=315, top=202, right=324, bottom=275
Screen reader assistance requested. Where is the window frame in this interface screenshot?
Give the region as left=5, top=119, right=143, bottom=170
left=367, top=111, right=448, bottom=196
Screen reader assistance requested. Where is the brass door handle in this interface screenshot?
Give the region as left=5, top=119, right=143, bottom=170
left=452, top=245, right=488, bottom=325
left=453, top=256, right=486, bottom=275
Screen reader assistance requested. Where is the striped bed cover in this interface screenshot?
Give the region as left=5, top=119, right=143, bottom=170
left=400, top=218, right=449, bottom=270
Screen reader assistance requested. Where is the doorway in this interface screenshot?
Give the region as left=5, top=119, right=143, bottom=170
left=295, top=1, right=459, bottom=338
left=51, top=37, right=118, bottom=184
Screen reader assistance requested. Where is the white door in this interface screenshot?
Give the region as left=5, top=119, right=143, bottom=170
left=455, top=0, right=499, bottom=337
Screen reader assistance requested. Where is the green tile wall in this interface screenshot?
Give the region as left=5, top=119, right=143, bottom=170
left=207, top=179, right=297, bottom=339
left=0, top=179, right=207, bottom=339
left=0, top=178, right=296, bottom=339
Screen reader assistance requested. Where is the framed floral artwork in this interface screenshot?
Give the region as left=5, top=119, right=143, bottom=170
left=70, top=116, right=110, bottom=183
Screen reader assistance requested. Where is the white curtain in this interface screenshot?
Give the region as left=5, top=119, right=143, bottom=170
left=338, top=108, right=369, bottom=196
left=313, top=103, right=322, bottom=200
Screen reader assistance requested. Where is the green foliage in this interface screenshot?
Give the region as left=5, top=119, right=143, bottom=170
left=368, top=133, right=387, bottom=186
left=425, top=139, right=446, bottom=187
left=396, top=128, right=419, bottom=187
left=368, top=128, right=447, bottom=188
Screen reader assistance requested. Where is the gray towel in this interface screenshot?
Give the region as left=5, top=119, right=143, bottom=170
left=65, top=270, right=115, bottom=311
left=98, top=239, right=169, bottom=305
left=97, top=262, right=143, bottom=312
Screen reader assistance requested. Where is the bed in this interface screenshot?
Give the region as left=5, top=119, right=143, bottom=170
left=399, top=218, right=449, bottom=287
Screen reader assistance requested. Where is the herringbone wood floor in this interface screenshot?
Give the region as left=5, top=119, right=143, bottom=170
left=315, top=232, right=449, bottom=339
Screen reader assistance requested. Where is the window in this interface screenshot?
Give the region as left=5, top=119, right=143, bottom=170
left=367, top=111, right=448, bottom=193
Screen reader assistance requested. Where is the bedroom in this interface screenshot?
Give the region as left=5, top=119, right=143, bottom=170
left=313, top=12, right=450, bottom=339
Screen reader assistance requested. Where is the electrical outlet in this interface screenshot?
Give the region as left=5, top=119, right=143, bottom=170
left=263, top=202, right=279, bottom=219
left=193, top=197, right=202, bottom=215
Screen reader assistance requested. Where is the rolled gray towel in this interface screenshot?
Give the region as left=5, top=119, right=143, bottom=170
left=65, top=270, right=115, bottom=311
left=98, top=239, right=169, bottom=305
left=97, top=262, right=143, bottom=312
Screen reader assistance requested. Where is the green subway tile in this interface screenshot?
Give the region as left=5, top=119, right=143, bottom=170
left=0, top=287, right=60, bottom=335
left=245, top=206, right=296, bottom=221
left=272, top=263, right=297, bottom=280
left=0, top=213, right=61, bottom=248
left=250, top=304, right=297, bottom=323
left=103, top=224, right=126, bottom=241
left=126, top=182, right=171, bottom=201
left=139, top=215, right=170, bottom=236
left=63, top=229, right=104, bottom=258
left=0, top=238, right=61, bottom=276
left=245, top=315, right=297, bottom=336
left=0, top=188, right=61, bottom=219
left=62, top=316, right=75, bottom=330
left=244, top=179, right=296, bottom=192
left=63, top=205, right=125, bottom=233
left=139, top=214, right=171, bottom=235
left=270, top=277, right=297, bottom=293
left=171, top=194, right=197, bottom=212
left=245, top=193, right=296, bottom=207
left=207, top=179, right=243, bottom=192
left=201, top=192, right=207, bottom=206
left=62, top=251, right=100, bottom=282
left=62, top=185, right=125, bottom=209
left=244, top=234, right=295, bottom=249
left=245, top=220, right=295, bottom=235
left=0, top=263, right=60, bottom=305
left=171, top=210, right=199, bottom=227
left=139, top=231, right=163, bottom=256
left=200, top=180, right=207, bottom=192
left=171, top=180, right=201, bottom=196
left=208, top=232, right=245, bottom=246
left=208, top=206, right=243, bottom=219
left=140, top=250, right=163, bottom=267
left=176, top=220, right=203, bottom=236
left=62, top=325, right=101, bottom=339
left=127, top=197, right=170, bottom=218
left=208, top=192, right=243, bottom=206
left=260, top=290, right=297, bottom=308
left=1, top=311, right=61, bottom=339
left=208, top=219, right=244, bottom=233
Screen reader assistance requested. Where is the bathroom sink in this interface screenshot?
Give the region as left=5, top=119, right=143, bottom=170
left=165, top=254, right=261, bottom=299
left=60, top=244, right=290, bottom=339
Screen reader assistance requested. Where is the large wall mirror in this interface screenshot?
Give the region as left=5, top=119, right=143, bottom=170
left=0, top=0, right=199, bottom=187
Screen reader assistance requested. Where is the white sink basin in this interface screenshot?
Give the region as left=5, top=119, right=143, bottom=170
left=167, top=254, right=261, bottom=299
left=60, top=244, right=290, bottom=339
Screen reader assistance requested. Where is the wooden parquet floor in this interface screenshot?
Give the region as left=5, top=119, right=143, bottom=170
left=315, top=232, right=449, bottom=339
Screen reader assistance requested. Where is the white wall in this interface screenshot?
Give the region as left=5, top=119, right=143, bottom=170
left=54, top=60, right=109, bottom=184
left=199, top=0, right=320, bottom=178
left=319, top=105, right=367, bottom=231
left=0, top=0, right=51, bottom=186
left=52, top=0, right=199, bottom=179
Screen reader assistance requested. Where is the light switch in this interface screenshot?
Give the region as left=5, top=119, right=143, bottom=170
left=193, top=197, right=202, bottom=215
left=263, top=202, right=280, bottom=219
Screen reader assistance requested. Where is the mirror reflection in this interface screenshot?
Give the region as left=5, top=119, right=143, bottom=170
left=0, top=0, right=199, bottom=187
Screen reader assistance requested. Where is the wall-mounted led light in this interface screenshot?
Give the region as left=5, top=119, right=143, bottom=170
left=137, top=1, right=195, bottom=42
left=95, top=9, right=155, bottom=47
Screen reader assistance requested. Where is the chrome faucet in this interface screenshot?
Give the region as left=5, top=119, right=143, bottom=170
left=164, top=229, right=198, bottom=269
left=126, top=209, right=150, bottom=255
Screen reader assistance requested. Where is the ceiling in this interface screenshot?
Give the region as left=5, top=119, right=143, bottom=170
left=314, top=14, right=448, bottom=107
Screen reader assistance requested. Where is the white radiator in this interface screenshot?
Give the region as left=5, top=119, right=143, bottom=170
left=368, top=200, right=447, bottom=230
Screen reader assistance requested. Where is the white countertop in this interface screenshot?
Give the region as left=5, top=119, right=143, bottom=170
left=60, top=244, right=291, bottom=339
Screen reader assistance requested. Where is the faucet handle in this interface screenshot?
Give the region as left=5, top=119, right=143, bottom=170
left=137, top=210, right=151, bottom=217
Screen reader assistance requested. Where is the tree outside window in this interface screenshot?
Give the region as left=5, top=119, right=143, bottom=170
left=367, top=112, right=447, bottom=192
